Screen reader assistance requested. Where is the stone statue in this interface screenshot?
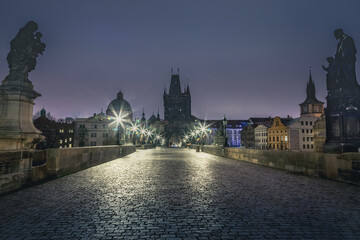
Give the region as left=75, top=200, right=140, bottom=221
left=5, top=21, right=46, bottom=82
left=322, top=57, right=337, bottom=91
left=323, top=29, right=360, bottom=153
left=333, top=29, right=358, bottom=89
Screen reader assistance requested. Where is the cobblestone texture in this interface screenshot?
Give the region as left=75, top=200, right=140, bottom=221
left=0, top=148, right=360, bottom=239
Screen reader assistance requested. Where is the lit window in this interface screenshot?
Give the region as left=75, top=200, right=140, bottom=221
left=285, top=136, right=288, bottom=141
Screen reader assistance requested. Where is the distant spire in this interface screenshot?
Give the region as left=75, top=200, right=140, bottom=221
left=157, top=108, right=160, bottom=120
left=177, top=68, right=180, bottom=74
left=300, top=68, right=322, bottom=105
left=141, top=108, right=146, bottom=122
left=164, top=84, right=167, bottom=95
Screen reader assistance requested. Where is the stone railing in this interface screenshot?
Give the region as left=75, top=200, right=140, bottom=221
left=0, top=145, right=136, bottom=196
left=199, top=145, right=360, bottom=185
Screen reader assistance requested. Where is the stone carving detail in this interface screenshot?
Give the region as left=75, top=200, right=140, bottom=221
left=5, top=21, right=46, bottom=82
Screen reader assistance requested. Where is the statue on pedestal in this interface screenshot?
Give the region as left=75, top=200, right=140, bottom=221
left=0, top=21, right=45, bottom=150
left=323, top=29, right=360, bottom=153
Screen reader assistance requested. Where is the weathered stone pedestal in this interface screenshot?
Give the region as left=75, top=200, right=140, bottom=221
left=324, top=87, right=360, bottom=153
left=0, top=79, right=43, bottom=150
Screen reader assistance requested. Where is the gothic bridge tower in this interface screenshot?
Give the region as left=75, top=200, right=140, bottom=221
left=163, top=69, right=192, bottom=146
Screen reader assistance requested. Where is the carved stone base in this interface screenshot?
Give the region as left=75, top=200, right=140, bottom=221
left=0, top=82, right=43, bottom=151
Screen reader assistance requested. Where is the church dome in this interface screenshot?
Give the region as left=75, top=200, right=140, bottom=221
left=106, top=91, right=133, bottom=119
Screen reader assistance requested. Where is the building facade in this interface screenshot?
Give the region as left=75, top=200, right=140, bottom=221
left=33, top=108, right=75, bottom=149
left=254, top=124, right=268, bottom=149
left=74, top=91, right=133, bottom=147
left=268, top=116, right=293, bottom=150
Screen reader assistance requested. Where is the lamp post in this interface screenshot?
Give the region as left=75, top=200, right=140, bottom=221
left=222, top=114, right=228, bottom=147
left=116, top=116, right=122, bottom=145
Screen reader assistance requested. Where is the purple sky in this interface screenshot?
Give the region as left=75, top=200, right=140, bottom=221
left=1, top=0, right=360, bottom=120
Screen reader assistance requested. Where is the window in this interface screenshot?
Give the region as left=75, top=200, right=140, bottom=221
left=79, top=124, right=85, bottom=129
left=91, top=133, right=97, bottom=138
left=302, top=129, right=304, bottom=133
left=69, top=144, right=72, bottom=148
left=307, top=137, right=309, bottom=141
left=285, top=136, right=288, bottom=141
left=103, top=124, right=106, bottom=129
left=69, top=138, right=72, bottom=142
left=311, top=145, right=314, bottom=149
left=310, top=129, right=313, bottom=133
left=281, top=136, right=283, bottom=140
left=273, top=136, right=275, bottom=141
left=303, top=144, right=305, bottom=149
left=301, top=121, right=304, bottom=125
left=310, top=121, right=313, bottom=126
left=69, top=129, right=73, bottom=133
left=306, top=129, right=309, bottom=133
left=311, top=137, right=313, bottom=141
left=276, top=121, right=279, bottom=126
left=277, top=136, right=279, bottom=141
left=59, top=140, right=63, bottom=144
left=307, top=144, right=309, bottom=149
left=306, top=121, right=308, bottom=125
left=65, top=139, right=67, bottom=143
left=303, top=137, right=305, bottom=141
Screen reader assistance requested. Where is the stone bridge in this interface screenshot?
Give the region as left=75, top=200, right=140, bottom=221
left=0, top=147, right=359, bottom=239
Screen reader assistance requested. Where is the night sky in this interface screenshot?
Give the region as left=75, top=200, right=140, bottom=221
left=1, top=0, right=360, bottom=120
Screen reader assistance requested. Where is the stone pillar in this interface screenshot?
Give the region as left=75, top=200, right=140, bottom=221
left=0, top=79, right=44, bottom=150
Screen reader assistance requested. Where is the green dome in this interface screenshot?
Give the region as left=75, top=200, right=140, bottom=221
left=106, top=91, right=132, bottom=117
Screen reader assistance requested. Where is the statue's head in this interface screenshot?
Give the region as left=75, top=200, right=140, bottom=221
left=35, top=32, right=42, bottom=39
left=25, top=21, right=38, bottom=32
left=327, top=57, right=335, bottom=63
left=334, top=29, right=344, bottom=40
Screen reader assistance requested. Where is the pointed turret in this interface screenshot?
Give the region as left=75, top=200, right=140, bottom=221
left=141, top=108, right=146, bottom=122
left=300, top=69, right=324, bottom=115
left=186, top=83, right=190, bottom=95
left=301, top=70, right=322, bottom=105
left=169, top=74, right=181, bottom=95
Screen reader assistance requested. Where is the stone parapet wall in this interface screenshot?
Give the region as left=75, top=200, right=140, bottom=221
left=200, top=146, right=359, bottom=185
left=0, top=145, right=136, bottom=195
left=46, top=145, right=135, bottom=177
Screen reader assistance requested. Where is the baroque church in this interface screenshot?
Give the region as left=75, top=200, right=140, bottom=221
left=163, top=69, right=194, bottom=146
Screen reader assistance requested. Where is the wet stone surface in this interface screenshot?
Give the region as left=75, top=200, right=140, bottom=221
left=0, top=148, right=359, bottom=239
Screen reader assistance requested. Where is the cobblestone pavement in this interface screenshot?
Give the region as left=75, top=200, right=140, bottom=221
left=1, top=148, right=360, bottom=239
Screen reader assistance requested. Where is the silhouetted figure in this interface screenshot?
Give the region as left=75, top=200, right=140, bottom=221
left=6, top=21, right=46, bottom=81
left=334, top=28, right=358, bottom=88
left=322, top=57, right=337, bottom=91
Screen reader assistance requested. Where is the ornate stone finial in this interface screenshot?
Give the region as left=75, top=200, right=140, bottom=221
left=5, top=21, right=46, bottom=83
